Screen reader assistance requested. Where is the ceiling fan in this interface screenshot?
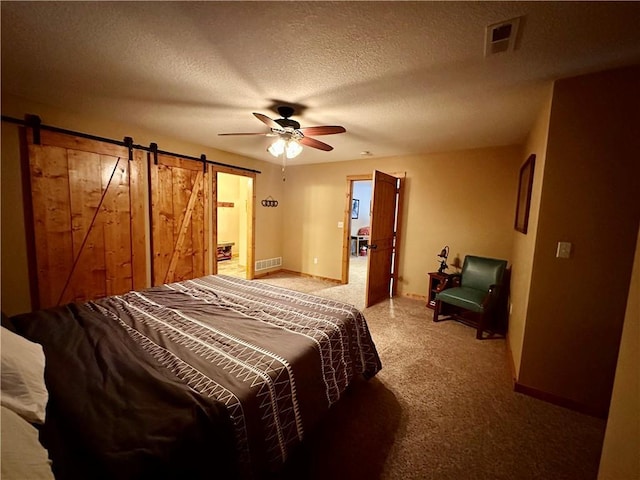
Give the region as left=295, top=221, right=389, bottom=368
left=218, top=106, right=346, bottom=158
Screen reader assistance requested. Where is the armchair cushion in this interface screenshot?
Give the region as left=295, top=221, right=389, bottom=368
left=435, top=286, right=487, bottom=313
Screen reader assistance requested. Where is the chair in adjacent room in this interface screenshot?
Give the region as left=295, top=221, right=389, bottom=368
left=433, top=255, right=509, bottom=339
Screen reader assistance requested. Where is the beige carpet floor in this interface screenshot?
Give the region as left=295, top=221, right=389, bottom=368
left=255, top=261, right=607, bottom=480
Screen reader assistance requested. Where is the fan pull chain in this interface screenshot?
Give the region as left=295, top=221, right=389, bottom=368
left=282, top=156, right=287, bottom=182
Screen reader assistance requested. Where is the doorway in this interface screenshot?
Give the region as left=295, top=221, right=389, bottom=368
left=215, top=171, right=254, bottom=279
left=348, top=179, right=372, bottom=297
left=342, top=171, right=405, bottom=307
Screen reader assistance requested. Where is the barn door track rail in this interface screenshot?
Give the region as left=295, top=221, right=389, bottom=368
left=1, top=114, right=261, bottom=175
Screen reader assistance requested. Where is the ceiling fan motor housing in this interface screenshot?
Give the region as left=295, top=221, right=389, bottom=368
left=275, top=118, right=300, bottom=129
left=275, top=106, right=300, bottom=129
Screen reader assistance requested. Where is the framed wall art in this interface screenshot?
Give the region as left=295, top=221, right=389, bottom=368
left=351, top=198, right=360, bottom=219
left=515, top=154, right=536, bottom=234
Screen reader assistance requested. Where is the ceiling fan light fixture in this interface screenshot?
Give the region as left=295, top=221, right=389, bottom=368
left=268, top=137, right=302, bottom=159
left=285, top=139, right=303, bottom=159
left=268, top=138, right=286, bottom=157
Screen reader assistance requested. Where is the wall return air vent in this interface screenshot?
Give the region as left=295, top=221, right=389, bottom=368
left=255, top=257, right=282, bottom=271
left=485, top=16, right=521, bottom=57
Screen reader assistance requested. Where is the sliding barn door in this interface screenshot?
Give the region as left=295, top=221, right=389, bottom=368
left=25, top=130, right=146, bottom=310
left=149, top=154, right=211, bottom=285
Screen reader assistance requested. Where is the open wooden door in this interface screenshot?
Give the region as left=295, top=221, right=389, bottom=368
left=365, top=170, right=403, bottom=307
left=149, top=154, right=210, bottom=285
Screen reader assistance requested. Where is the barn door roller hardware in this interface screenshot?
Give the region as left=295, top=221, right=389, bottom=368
left=149, top=143, right=159, bottom=165
left=124, top=136, right=134, bottom=161
left=25, top=114, right=42, bottom=144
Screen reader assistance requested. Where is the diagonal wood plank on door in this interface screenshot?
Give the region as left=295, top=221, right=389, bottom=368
left=166, top=171, right=203, bottom=283
left=150, top=154, right=209, bottom=285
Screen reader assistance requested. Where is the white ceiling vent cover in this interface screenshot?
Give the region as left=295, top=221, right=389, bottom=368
left=485, top=17, right=521, bottom=57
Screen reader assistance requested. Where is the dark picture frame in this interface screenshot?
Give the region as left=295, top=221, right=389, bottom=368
left=515, top=154, right=536, bottom=234
left=351, top=198, right=360, bottom=219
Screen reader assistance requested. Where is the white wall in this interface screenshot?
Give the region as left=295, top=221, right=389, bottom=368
left=351, top=180, right=371, bottom=236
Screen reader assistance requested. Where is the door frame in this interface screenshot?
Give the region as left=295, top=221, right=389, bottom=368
left=341, top=174, right=372, bottom=285
left=212, top=167, right=256, bottom=279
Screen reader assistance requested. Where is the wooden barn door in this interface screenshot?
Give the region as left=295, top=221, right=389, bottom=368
left=149, top=154, right=211, bottom=285
left=25, top=130, right=146, bottom=310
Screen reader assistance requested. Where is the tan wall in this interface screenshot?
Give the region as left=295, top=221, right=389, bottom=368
left=253, top=163, right=284, bottom=266
left=216, top=173, right=251, bottom=267
left=1, top=122, right=31, bottom=315
left=217, top=173, right=241, bottom=248
left=508, top=86, right=553, bottom=377
left=518, top=66, right=640, bottom=416
left=237, top=176, right=250, bottom=267
left=1, top=94, right=284, bottom=315
left=598, top=227, right=639, bottom=480
left=281, top=145, right=522, bottom=297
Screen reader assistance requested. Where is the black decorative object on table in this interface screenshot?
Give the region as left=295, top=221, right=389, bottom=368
left=437, top=245, right=449, bottom=273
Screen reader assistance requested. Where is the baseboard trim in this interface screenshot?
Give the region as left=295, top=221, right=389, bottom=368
left=504, top=334, right=518, bottom=384
left=403, top=292, right=428, bottom=302
left=254, top=268, right=342, bottom=285
left=513, top=381, right=608, bottom=419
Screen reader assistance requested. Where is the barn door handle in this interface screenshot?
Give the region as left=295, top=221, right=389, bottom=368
left=368, top=244, right=377, bottom=250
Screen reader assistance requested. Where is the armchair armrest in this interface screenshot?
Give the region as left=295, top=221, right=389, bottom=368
left=482, top=283, right=502, bottom=310
left=435, top=273, right=461, bottom=293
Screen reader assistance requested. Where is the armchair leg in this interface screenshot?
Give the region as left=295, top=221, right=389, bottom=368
left=433, top=300, right=441, bottom=322
left=476, top=312, right=487, bottom=339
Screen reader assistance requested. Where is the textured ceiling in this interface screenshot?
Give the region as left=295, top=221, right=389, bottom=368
left=2, top=1, right=640, bottom=165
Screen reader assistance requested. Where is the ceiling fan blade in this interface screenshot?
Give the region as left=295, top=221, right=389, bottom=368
left=300, top=136, right=333, bottom=151
left=218, top=132, right=269, bottom=136
left=297, top=126, right=346, bottom=136
left=253, top=112, right=282, bottom=130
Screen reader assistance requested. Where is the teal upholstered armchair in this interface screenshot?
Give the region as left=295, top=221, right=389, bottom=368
left=433, top=255, right=508, bottom=339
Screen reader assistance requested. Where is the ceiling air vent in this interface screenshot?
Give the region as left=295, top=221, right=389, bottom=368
left=485, top=17, right=521, bottom=57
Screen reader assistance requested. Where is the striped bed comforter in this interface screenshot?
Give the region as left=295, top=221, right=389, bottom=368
left=13, top=275, right=382, bottom=479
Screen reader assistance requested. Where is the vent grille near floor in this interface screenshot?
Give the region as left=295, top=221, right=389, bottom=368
left=255, top=257, right=283, bottom=271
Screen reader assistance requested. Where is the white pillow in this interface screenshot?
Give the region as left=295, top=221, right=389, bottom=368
left=1, top=326, right=48, bottom=424
left=1, top=406, right=54, bottom=480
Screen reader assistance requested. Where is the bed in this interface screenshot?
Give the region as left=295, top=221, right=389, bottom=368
left=5, top=275, right=382, bottom=480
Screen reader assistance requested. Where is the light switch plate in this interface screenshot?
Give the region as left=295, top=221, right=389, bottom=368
left=556, top=241, right=572, bottom=259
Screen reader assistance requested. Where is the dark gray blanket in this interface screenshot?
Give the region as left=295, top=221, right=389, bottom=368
left=12, top=275, right=382, bottom=479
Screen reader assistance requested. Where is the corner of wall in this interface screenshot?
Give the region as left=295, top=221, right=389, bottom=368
left=507, top=84, right=553, bottom=378
left=518, top=65, right=640, bottom=415
left=597, top=226, right=640, bottom=479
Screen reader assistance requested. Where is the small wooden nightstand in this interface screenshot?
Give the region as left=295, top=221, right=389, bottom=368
left=427, top=272, right=450, bottom=309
